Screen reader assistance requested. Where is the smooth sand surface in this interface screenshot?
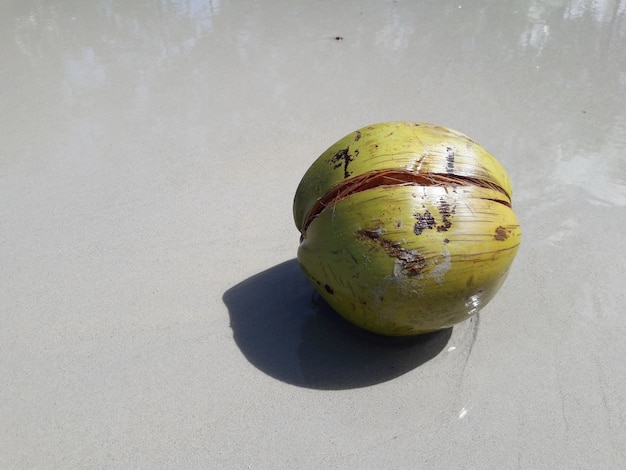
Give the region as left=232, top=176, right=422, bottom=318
left=2, top=1, right=626, bottom=468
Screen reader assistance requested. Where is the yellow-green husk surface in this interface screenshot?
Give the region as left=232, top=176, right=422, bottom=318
left=294, top=122, right=521, bottom=336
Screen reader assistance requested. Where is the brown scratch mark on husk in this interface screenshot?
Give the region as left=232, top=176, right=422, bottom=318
left=357, top=229, right=426, bottom=276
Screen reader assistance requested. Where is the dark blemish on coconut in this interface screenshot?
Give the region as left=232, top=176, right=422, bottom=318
left=413, top=210, right=436, bottom=235
left=330, top=147, right=354, bottom=178
left=324, top=284, right=334, bottom=295
left=494, top=226, right=509, bottom=241
left=437, top=197, right=455, bottom=232
left=446, top=147, right=455, bottom=173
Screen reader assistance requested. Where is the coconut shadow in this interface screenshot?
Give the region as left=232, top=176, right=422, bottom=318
left=223, top=259, right=452, bottom=390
